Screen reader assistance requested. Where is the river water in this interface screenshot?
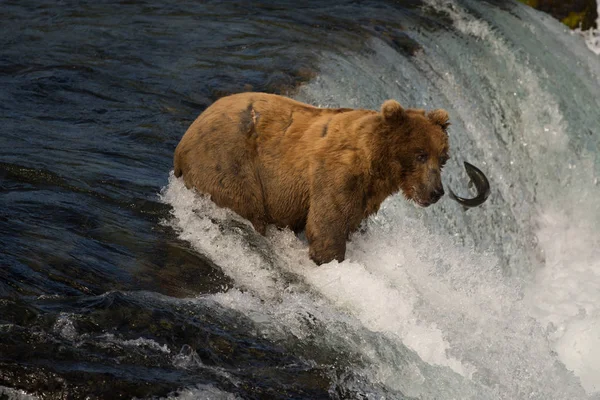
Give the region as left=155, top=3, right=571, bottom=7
left=2, top=0, right=600, bottom=399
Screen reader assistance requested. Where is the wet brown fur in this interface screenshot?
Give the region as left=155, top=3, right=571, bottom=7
left=174, top=92, right=450, bottom=265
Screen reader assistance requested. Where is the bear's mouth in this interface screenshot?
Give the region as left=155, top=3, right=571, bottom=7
left=415, top=198, right=436, bottom=207
left=412, top=195, right=433, bottom=208
left=406, top=186, right=427, bottom=208
left=404, top=185, right=441, bottom=208
left=411, top=187, right=441, bottom=207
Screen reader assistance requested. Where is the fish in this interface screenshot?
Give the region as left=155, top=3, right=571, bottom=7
left=448, top=161, right=490, bottom=210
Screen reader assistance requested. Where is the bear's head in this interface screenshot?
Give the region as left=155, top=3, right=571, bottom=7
left=380, top=100, right=450, bottom=207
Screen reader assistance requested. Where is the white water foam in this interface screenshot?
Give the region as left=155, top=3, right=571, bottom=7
left=525, top=158, right=600, bottom=394
left=172, top=344, right=203, bottom=369
left=161, top=176, right=493, bottom=399
left=161, top=384, right=240, bottom=400
left=161, top=174, right=586, bottom=399
left=160, top=176, right=473, bottom=379
left=52, top=312, right=172, bottom=356
left=100, top=333, right=171, bottom=354
left=0, top=387, right=39, bottom=400
left=528, top=205, right=600, bottom=394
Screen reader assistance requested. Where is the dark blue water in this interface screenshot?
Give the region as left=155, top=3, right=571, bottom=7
left=3, top=0, right=600, bottom=399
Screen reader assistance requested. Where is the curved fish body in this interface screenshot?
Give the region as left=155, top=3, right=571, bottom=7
left=448, top=161, right=490, bottom=209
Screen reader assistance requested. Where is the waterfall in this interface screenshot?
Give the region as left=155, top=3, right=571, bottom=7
left=162, top=0, right=600, bottom=398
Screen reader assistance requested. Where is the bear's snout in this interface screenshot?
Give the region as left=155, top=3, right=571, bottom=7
left=432, top=186, right=445, bottom=201
left=425, top=185, right=445, bottom=205
left=417, top=184, right=444, bottom=207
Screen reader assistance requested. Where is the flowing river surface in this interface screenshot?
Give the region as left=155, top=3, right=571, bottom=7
left=2, top=0, right=600, bottom=399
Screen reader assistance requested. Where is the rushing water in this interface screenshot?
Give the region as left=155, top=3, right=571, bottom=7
left=2, top=0, right=600, bottom=399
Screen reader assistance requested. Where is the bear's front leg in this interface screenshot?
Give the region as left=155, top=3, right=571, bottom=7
left=306, top=215, right=347, bottom=265
left=306, top=171, right=366, bottom=265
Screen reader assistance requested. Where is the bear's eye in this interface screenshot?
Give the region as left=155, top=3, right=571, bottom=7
left=416, top=153, right=428, bottom=163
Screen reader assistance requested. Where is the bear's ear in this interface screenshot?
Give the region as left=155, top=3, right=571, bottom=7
left=428, top=109, right=450, bottom=131
left=381, top=100, right=407, bottom=124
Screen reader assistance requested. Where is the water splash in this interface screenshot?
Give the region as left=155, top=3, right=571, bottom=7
left=573, top=2, right=600, bottom=55
left=161, top=384, right=240, bottom=400
left=162, top=173, right=586, bottom=399
left=0, top=387, right=39, bottom=400
left=172, top=344, right=203, bottom=369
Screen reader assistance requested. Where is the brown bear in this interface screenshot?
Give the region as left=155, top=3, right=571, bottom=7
left=174, top=92, right=450, bottom=265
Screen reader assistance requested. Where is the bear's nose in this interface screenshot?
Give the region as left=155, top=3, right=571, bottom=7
left=433, top=187, right=445, bottom=199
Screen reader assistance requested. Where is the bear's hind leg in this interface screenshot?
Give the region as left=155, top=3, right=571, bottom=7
left=214, top=189, right=267, bottom=236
